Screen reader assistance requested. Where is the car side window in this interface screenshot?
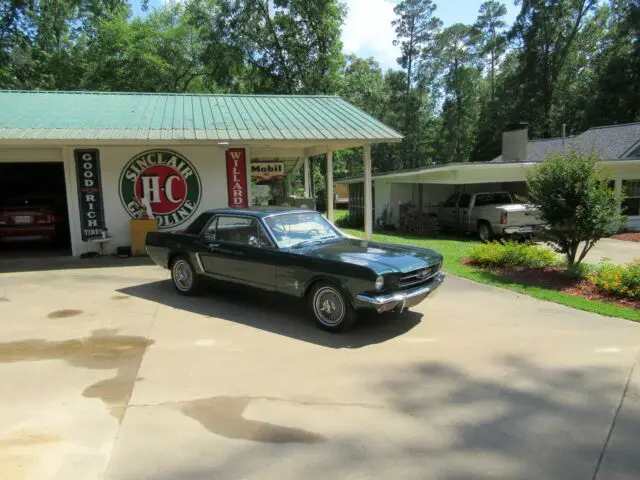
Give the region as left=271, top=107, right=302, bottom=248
left=458, top=194, right=471, bottom=208
left=215, top=216, right=272, bottom=247
left=443, top=194, right=458, bottom=207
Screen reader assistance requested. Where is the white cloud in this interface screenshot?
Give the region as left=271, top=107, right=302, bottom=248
left=341, top=0, right=400, bottom=71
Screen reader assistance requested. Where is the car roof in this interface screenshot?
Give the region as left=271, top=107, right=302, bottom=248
left=205, top=207, right=318, bottom=219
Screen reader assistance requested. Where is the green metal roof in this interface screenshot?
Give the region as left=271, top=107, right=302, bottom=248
left=0, top=90, right=402, bottom=143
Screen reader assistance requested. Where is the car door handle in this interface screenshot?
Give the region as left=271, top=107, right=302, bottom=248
left=207, top=243, right=219, bottom=249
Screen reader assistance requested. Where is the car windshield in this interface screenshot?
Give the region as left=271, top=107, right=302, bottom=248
left=264, top=212, right=342, bottom=248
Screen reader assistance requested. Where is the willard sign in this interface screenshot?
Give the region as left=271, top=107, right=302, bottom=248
left=226, top=148, right=248, bottom=208
left=119, top=150, right=202, bottom=228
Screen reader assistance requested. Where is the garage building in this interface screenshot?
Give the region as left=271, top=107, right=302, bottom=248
left=0, top=90, right=401, bottom=257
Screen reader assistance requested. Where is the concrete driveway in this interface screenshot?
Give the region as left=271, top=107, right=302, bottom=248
left=1, top=260, right=639, bottom=480
left=583, top=238, right=639, bottom=265
left=541, top=238, right=639, bottom=265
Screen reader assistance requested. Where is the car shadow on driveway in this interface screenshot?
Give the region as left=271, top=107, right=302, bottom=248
left=117, top=279, right=422, bottom=349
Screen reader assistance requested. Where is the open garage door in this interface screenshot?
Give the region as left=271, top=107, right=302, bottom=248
left=0, top=162, right=72, bottom=258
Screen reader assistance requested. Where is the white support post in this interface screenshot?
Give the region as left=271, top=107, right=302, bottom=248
left=303, top=157, right=310, bottom=198
left=327, top=150, right=334, bottom=222
left=364, top=144, right=373, bottom=240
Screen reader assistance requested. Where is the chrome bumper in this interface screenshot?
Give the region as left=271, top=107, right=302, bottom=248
left=355, top=272, right=445, bottom=313
left=503, top=225, right=535, bottom=235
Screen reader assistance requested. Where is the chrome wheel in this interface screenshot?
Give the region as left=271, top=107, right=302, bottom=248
left=172, top=259, right=193, bottom=292
left=313, top=286, right=346, bottom=327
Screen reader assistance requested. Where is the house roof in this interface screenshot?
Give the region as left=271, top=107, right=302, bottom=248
left=0, top=90, right=403, bottom=143
left=491, top=122, right=640, bottom=162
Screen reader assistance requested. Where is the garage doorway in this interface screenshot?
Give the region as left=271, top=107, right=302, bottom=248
left=0, top=162, right=72, bottom=258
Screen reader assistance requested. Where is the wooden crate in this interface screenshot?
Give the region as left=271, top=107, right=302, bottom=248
left=130, top=219, right=158, bottom=256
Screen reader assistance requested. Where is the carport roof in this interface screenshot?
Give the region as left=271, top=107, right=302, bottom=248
left=0, top=90, right=403, bottom=143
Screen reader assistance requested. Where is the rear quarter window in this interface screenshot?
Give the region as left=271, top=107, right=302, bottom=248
left=474, top=193, right=512, bottom=206
left=184, top=213, right=211, bottom=235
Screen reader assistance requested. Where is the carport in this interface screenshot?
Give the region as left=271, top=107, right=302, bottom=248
left=339, top=122, right=640, bottom=231
left=0, top=91, right=402, bottom=258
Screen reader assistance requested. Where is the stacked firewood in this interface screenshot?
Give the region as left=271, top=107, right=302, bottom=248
left=399, top=202, right=441, bottom=237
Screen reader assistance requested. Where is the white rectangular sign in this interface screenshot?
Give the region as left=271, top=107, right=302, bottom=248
left=250, top=162, right=285, bottom=180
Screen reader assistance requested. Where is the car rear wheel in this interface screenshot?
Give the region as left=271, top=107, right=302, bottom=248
left=308, top=282, right=357, bottom=332
left=478, top=221, right=493, bottom=242
left=171, top=256, right=200, bottom=296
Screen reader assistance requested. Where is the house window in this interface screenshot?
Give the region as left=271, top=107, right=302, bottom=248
left=622, top=180, right=640, bottom=216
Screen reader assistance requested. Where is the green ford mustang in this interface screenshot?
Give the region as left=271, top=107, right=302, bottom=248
left=146, top=207, right=444, bottom=332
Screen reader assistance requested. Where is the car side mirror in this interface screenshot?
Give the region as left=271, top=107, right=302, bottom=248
left=248, top=235, right=259, bottom=247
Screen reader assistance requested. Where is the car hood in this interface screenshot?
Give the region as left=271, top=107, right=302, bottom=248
left=297, top=238, right=442, bottom=274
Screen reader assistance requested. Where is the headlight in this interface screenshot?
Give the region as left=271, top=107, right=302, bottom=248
left=375, top=276, right=384, bottom=291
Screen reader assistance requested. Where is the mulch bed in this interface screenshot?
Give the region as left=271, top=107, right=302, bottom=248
left=462, top=260, right=639, bottom=309
left=611, top=232, right=640, bottom=243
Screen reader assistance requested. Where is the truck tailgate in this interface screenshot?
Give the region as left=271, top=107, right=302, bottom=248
left=500, top=204, right=542, bottom=226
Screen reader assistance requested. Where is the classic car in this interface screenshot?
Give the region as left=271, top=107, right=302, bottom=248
left=146, top=207, right=445, bottom=332
left=0, top=195, right=62, bottom=243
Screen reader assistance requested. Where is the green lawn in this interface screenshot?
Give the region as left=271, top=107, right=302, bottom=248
left=341, top=228, right=640, bottom=322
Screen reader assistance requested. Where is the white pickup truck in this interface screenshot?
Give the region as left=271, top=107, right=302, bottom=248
left=436, top=191, right=544, bottom=241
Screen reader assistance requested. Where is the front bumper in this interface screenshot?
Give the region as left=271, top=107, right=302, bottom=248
left=355, top=272, right=445, bottom=313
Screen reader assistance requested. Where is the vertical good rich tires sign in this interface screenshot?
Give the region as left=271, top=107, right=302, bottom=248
left=119, top=150, right=202, bottom=229
left=75, top=149, right=106, bottom=240
left=226, top=148, right=248, bottom=208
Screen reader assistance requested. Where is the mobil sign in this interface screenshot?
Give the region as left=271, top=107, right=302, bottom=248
left=250, top=162, right=285, bottom=181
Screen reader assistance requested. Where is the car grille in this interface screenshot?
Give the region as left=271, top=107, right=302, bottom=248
left=399, top=263, right=440, bottom=289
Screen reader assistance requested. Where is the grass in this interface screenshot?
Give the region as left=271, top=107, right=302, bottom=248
left=340, top=228, right=640, bottom=323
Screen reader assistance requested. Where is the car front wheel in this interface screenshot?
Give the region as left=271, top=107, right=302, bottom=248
left=171, top=256, right=200, bottom=296
left=308, top=282, right=357, bottom=332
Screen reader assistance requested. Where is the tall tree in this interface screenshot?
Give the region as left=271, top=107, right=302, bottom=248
left=392, top=0, right=441, bottom=168
left=433, top=23, right=484, bottom=162
left=472, top=1, right=508, bottom=102
left=585, top=0, right=640, bottom=127
left=510, top=0, right=599, bottom=138
left=0, top=0, right=131, bottom=89
left=84, top=3, right=209, bottom=93
left=227, top=0, right=345, bottom=94
left=392, top=0, right=440, bottom=93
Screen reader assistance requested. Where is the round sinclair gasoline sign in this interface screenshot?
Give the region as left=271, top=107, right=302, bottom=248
left=119, top=150, right=201, bottom=228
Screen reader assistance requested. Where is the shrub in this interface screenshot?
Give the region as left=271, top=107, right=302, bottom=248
left=527, top=150, right=622, bottom=267
left=590, top=260, right=640, bottom=299
left=335, top=214, right=361, bottom=228
left=468, top=241, right=558, bottom=269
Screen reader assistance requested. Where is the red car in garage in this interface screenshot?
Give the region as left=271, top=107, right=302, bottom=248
left=0, top=196, right=62, bottom=243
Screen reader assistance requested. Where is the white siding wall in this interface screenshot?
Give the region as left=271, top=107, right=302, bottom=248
left=421, top=184, right=455, bottom=214
left=3, top=144, right=232, bottom=256
left=77, top=145, right=229, bottom=256
left=374, top=179, right=390, bottom=224
left=389, top=183, right=413, bottom=227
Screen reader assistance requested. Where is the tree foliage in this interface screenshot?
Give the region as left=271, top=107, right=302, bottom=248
left=0, top=0, right=637, bottom=175
left=527, top=151, right=621, bottom=266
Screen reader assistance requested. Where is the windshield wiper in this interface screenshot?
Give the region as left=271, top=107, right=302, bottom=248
left=291, top=236, right=336, bottom=248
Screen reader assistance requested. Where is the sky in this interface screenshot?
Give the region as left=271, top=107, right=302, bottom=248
left=132, top=0, right=520, bottom=71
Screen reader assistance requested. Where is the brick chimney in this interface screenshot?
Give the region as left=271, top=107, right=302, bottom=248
left=502, top=122, right=528, bottom=162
